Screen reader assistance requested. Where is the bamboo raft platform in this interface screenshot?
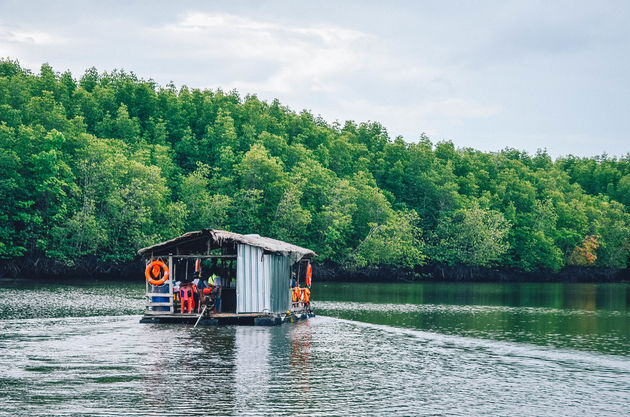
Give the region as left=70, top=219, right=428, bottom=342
left=140, top=311, right=315, bottom=326
left=138, top=229, right=316, bottom=327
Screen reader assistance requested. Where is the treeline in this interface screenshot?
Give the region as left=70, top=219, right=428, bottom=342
left=0, top=59, right=629, bottom=278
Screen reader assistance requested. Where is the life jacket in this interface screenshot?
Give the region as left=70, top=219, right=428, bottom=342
left=306, top=263, right=312, bottom=287
left=292, top=286, right=301, bottom=303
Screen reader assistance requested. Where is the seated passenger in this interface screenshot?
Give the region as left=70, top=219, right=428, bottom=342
left=193, top=277, right=207, bottom=292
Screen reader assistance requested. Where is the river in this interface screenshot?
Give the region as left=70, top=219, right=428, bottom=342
left=0, top=281, right=628, bottom=416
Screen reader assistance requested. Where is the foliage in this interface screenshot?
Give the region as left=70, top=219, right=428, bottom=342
left=568, top=235, right=600, bottom=266
left=353, top=210, right=425, bottom=268
left=427, top=205, right=510, bottom=267
left=0, top=59, right=629, bottom=274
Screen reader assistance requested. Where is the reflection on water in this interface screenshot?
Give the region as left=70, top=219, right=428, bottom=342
left=235, top=327, right=270, bottom=411
left=314, top=281, right=630, bottom=311
left=0, top=282, right=144, bottom=319
left=315, top=282, right=630, bottom=355
left=0, top=281, right=628, bottom=416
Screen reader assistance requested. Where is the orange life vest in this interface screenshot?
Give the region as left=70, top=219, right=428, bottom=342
left=292, top=286, right=301, bottom=302
left=306, top=263, right=312, bottom=287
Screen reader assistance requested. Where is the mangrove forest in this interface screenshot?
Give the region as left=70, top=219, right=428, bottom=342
left=0, top=59, right=629, bottom=279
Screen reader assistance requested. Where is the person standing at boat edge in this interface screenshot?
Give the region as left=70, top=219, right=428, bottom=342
left=214, top=274, right=223, bottom=312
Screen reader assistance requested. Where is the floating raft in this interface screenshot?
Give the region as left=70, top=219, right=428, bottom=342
left=140, top=311, right=315, bottom=326
left=138, top=229, right=316, bottom=326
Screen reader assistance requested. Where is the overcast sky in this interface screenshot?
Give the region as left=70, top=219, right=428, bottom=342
left=1, top=0, right=628, bottom=157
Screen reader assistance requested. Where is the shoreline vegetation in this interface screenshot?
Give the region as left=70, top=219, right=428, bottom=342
left=0, top=257, right=628, bottom=283
left=1, top=59, right=630, bottom=283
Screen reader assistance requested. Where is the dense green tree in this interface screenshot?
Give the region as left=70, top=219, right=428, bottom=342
left=0, top=60, right=629, bottom=275
left=616, top=174, right=630, bottom=206
left=594, top=201, right=630, bottom=268
left=179, top=163, right=232, bottom=231
left=353, top=209, right=425, bottom=268
left=427, top=205, right=511, bottom=267
left=270, top=186, right=312, bottom=246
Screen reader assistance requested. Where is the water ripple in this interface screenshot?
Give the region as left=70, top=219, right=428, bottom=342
left=0, top=282, right=628, bottom=416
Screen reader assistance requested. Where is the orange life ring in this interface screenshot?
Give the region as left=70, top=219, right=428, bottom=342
left=306, top=263, right=312, bottom=287
left=145, top=260, right=169, bottom=286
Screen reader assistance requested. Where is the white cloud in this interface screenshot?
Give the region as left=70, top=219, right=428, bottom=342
left=9, top=30, right=59, bottom=45
left=0, top=26, right=65, bottom=45
left=421, top=98, right=502, bottom=119
left=326, top=97, right=502, bottom=141
left=148, top=12, right=373, bottom=94
left=0, top=26, right=67, bottom=71
left=144, top=12, right=504, bottom=144
left=157, top=12, right=368, bottom=64
left=173, top=12, right=365, bottom=44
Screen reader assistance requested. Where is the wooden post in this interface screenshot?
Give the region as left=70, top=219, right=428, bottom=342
left=194, top=306, right=207, bottom=328
left=169, top=255, right=174, bottom=313
left=145, top=259, right=149, bottom=313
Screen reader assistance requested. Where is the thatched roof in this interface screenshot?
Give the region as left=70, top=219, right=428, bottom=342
left=137, top=229, right=316, bottom=262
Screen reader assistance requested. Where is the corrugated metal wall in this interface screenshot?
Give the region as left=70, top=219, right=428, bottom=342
left=236, top=244, right=290, bottom=313
left=265, top=253, right=290, bottom=313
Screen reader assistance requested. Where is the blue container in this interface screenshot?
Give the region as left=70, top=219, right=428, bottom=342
left=152, top=284, right=170, bottom=312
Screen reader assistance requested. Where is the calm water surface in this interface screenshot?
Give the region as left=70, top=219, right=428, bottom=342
left=0, top=281, right=628, bottom=416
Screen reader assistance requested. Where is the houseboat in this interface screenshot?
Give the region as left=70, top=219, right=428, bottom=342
left=138, top=229, right=316, bottom=326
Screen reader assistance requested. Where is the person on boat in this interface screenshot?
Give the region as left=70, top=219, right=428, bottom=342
left=213, top=274, right=223, bottom=313
left=173, top=280, right=181, bottom=304
left=193, top=277, right=206, bottom=291
left=192, top=277, right=206, bottom=312
left=290, top=272, right=297, bottom=289
left=203, top=274, right=218, bottom=313
left=200, top=275, right=215, bottom=313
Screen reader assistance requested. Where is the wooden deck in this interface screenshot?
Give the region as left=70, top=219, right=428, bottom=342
left=140, top=311, right=314, bottom=326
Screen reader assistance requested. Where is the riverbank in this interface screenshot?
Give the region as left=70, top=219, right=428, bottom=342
left=1, top=256, right=628, bottom=283
left=315, top=261, right=630, bottom=283
left=0, top=256, right=144, bottom=282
